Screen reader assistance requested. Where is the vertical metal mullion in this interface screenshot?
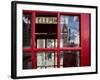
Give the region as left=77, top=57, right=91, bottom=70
left=32, top=12, right=37, bottom=69
left=54, top=39, right=55, bottom=68
left=57, top=13, right=60, bottom=68
left=45, top=39, right=47, bottom=68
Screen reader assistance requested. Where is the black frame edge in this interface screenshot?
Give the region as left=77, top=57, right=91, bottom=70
left=11, top=1, right=98, bottom=79
left=13, top=72, right=97, bottom=79
left=11, top=1, right=97, bottom=8
left=96, top=6, right=98, bottom=74
left=11, top=1, right=17, bottom=79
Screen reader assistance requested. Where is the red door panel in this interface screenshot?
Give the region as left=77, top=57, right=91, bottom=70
left=81, top=14, right=91, bottom=66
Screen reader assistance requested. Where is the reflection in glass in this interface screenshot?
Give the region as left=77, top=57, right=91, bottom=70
left=36, top=39, right=57, bottom=48
left=23, top=52, right=32, bottom=69
left=23, top=13, right=32, bottom=47
left=37, top=51, right=57, bottom=68
left=60, top=15, right=80, bottom=47
left=37, top=39, right=45, bottom=48
left=46, top=39, right=55, bottom=48
left=35, top=15, right=57, bottom=48
left=60, top=51, right=80, bottom=67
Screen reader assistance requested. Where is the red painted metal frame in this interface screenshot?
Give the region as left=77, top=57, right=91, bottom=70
left=57, top=13, right=60, bottom=68
left=60, top=48, right=81, bottom=51
left=31, top=12, right=37, bottom=69
left=34, top=48, right=57, bottom=51
left=23, top=10, right=91, bottom=68
left=23, top=47, right=32, bottom=52
left=80, top=14, right=91, bottom=66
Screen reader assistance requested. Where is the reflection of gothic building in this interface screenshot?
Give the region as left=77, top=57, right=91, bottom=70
left=62, top=20, right=69, bottom=47
left=62, top=19, right=79, bottom=67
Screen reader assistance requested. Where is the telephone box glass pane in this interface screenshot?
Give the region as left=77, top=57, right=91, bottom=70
left=60, top=51, right=80, bottom=67
left=23, top=52, right=32, bottom=69
left=60, top=15, right=80, bottom=47
left=35, top=15, right=57, bottom=48
left=37, top=51, right=57, bottom=69
left=36, top=39, right=57, bottom=48
left=23, top=13, right=32, bottom=48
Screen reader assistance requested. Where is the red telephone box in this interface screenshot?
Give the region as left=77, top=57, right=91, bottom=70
left=22, top=11, right=90, bottom=69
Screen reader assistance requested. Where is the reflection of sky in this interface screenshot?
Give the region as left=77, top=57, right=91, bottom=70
left=60, top=16, right=79, bottom=44
left=68, top=16, right=79, bottom=31
left=68, top=16, right=79, bottom=42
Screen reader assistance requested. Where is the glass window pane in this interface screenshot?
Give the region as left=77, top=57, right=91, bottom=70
left=46, top=39, right=57, bottom=48
left=23, top=52, right=32, bottom=69
left=37, top=51, right=57, bottom=68
left=60, top=51, right=80, bottom=67
left=37, top=39, right=45, bottom=48
left=36, top=39, right=57, bottom=48
left=60, top=15, right=80, bottom=47
left=35, top=15, right=57, bottom=48
left=23, top=13, right=32, bottom=47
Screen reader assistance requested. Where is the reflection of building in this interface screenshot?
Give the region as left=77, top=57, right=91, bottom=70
left=62, top=19, right=69, bottom=47
left=61, top=17, right=80, bottom=67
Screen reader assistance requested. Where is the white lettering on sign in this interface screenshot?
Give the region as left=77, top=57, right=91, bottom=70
left=36, top=17, right=57, bottom=24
